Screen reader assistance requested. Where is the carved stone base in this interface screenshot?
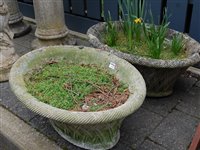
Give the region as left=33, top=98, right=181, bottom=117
left=31, top=36, right=77, bottom=50
left=0, top=48, right=19, bottom=82
left=50, top=119, right=121, bottom=150
left=9, top=21, right=31, bottom=38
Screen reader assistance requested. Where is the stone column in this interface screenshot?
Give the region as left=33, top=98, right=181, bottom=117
left=32, top=0, right=69, bottom=49
left=5, top=0, right=31, bottom=38
left=0, top=0, right=19, bottom=82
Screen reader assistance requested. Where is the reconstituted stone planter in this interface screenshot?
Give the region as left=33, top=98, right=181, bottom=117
left=87, top=22, right=200, bottom=97
left=9, top=46, right=146, bottom=150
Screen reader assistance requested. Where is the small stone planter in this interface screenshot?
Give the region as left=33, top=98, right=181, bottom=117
left=9, top=46, right=146, bottom=150
left=87, top=22, right=200, bottom=97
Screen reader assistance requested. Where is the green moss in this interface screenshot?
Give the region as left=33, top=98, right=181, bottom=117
left=25, top=62, right=128, bottom=111
left=103, top=30, right=187, bottom=60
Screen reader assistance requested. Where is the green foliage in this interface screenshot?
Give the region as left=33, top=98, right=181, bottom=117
left=171, top=34, right=184, bottom=55
left=25, top=62, right=127, bottom=111
left=118, top=0, right=145, bottom=49
left=103, top=0, right=185, bottom=60
left=143, top=9, right=170, bottom=59
left=105, top=11, right=118, bottom=46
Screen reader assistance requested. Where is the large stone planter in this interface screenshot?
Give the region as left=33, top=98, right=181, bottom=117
left=9, top=46, right=146, bottom=150
left=87, top=22, right=200, bottom=97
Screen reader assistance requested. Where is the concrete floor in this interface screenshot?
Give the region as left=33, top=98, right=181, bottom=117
left=1, top=23, right=200, bottom=150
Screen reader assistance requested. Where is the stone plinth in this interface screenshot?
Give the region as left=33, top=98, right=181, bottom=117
left=32, top=0, right=68, bottom=49
left=5, top=0, right=31, bottom=38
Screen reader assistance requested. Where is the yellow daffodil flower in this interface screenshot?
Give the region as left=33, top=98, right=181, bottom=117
left=134, top=18, right=142, bottom=24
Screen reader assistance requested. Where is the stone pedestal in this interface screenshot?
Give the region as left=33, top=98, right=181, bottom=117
left=5, top=0, right=31, bottom=38
left=32, top=0, right=68, bottom=49
left=0, top=0, right=19, bottom=82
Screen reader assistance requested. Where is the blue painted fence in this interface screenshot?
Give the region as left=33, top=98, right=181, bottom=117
left=18, top=0, right=200, bottom=42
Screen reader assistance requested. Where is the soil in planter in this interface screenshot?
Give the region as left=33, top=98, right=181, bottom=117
left=25, top=61, right=129, bottom=112
left=103, top=31, right=187, bottom=60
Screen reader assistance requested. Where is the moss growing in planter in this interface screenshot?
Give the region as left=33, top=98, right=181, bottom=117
left=25, top=62, right=129, bottom=111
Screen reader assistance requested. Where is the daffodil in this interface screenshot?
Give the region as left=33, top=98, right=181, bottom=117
left=134, top=18, right=142, bottom=24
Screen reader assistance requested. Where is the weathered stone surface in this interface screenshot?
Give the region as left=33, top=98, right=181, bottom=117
left=9, top=45, right=146, bottom=149
left=0, top=82, right=35, bottom=122
left=32, top=0, right=68, bottom=48
left=13, top=33, right=35, bottom=48
left=0, top=106, right=61, bottom=150
left=14, top=43, right=30, bottom=56
left=30, top=115, right=61, bottom=140
left=0, top=1, right=19, bottom=81
left=142, top=76, right=198, bottom=116
left=136, top=139, right=167, bottom=150
left=120, top=108, right=163, bottom=149
left=0, top=82, right=18, bottom=109
left=10, top=102, right=37, bottom=122
left=30, top=115, right=83, bottom=150
left=174, top=76, right=198, bottom=94
left=142, top=97, right=179, bottom=117
left=150, top=110, right=199, bottom=150
left=111, top=141, right=132, bottom=150
left=5, top=0, right=31, bottom=37
left=196, top=81, right=200, bottom=87
left=176, top=86, right=200, bottom=119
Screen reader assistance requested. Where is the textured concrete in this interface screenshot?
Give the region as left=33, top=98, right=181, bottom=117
left=0, top=106, right=61, bottom=150
left=120, top=108, right=163, bottom=149
left=196, top=81, right=200, bottom=87
left=0, top=22, right=200, bottom=150
left=176, top=86, right=200, bottom=119
left=149, top=110, right=199, bottom=150
left=136, top=139, right=167, bottom=150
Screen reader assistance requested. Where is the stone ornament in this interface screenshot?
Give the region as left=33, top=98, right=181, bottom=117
left=0, top=0, right=18, bottom=82
left=9, top=45, right=146, bottom=149
left=5, top=0, right=31, bottom=37
left=87, top=22, right=200, bottom=97
left=32, top=0, right=69, bottom=49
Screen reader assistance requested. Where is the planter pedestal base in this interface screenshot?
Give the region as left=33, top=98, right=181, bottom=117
left=10, top=21, right=31, bottom=38
left=50, top=119, right=121, bottom=150
left=31, top=37, right=76, bottom=50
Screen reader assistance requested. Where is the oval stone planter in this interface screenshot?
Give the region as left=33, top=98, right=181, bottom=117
left=9, top=46, right=146, bottom=150
left=87, top=22, right=200, bottom=97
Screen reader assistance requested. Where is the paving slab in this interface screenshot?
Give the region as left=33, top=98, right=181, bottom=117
left=173, top=76, right=198, bottom=94
left=119, top=108, right=163, bottom=149
left=142, top=96, right=180, bottom=117
left=176, top=86, right=200, bottom=119
left=13, top=33, right=35, bottom=48
left=196, top=81, right=200, bottom=88
left=14, top=43, right=31, bottom=56
left=111, top=141, right=132, bottom=150
left=142, top=76, right=198, bottom=117
left=30, top=115, right=63, bottom=141
left=10, top=101, right=37, bottom=122
left=0, top=82, right=37, bottom=122
left=0, top=82, right=19, bottom=109
left=150, top=110, right=199, bottom=150
left=30, top=115, right=83, bottom=150
left=136, top=139, right=167, bottom=150
left=0, top=106, right=62, bottom=150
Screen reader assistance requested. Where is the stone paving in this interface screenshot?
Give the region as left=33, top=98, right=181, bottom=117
left=1, top=23, right=200, bottom=150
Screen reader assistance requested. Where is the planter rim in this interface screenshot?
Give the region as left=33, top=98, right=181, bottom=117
left=9, top=45, right=146, bottom=124
left=87, top=22, right=200, bottom=68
